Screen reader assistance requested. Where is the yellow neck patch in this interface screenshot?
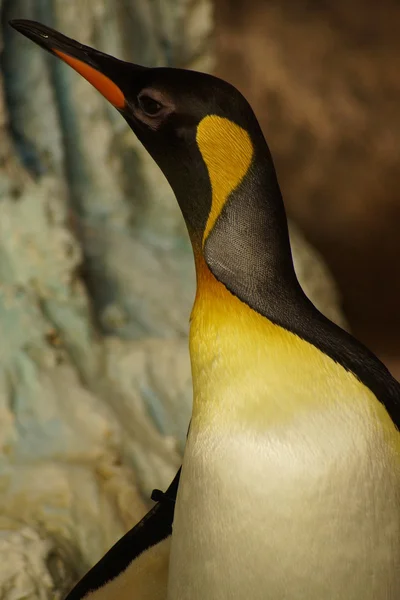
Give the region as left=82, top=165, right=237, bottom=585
left=196, top=115, right=254, bottom=243
left=189, top=256, right=391, bottom=435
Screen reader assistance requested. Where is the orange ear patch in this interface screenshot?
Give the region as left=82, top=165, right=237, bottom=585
left=53, top=50, right=126, bottom=109
left=196, top=115, right=254, bottom=244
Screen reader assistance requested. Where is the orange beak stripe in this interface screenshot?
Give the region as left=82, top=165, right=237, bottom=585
left=54, top=50, right=126, bottom=109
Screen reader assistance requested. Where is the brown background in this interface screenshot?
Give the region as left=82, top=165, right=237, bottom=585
left=214, top=0, right=400, bottom=375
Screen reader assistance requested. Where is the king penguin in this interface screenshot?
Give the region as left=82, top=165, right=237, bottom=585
left=10, top=19, right=400, bottom=600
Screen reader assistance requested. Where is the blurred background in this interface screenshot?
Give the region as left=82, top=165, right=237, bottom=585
left=216, top=0, right=400, bottom=375
left=0, top=0, right=398, bottom=597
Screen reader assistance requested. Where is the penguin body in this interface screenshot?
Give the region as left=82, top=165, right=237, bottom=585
left=10, top=20, right=400, bottom=599
left=171, top=269, right=400, bottom=598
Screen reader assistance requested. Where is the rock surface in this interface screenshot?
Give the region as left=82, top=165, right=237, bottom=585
left=0, top=1, right=346, bottom=596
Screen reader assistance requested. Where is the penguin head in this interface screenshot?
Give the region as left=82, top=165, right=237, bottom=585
left=112, top=66, right=264, bottom=253
left=10, top=20, right=292, bottom=299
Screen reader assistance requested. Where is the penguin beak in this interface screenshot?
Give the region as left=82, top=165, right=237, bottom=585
left=9, top=20, right=145, bottom=110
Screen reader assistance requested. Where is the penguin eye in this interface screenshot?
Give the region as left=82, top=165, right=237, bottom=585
left=138, top=93, right=163, bottom=117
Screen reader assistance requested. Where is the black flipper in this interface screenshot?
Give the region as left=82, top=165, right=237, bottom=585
left=64, top=468, right=181, bottom=599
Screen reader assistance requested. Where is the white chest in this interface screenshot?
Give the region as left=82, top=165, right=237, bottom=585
left=167, top=403, right=400, bottom=600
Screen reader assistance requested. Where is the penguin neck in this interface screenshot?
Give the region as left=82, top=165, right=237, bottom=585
left=189, top=251, right=297, bottom=426
left=187, top=116, right=317, bottom=423
left=198, top=136, right=305, bottom=319
left=188, top=146, right=312, bottom=425
left=195, top=115, right=301, bottom=312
